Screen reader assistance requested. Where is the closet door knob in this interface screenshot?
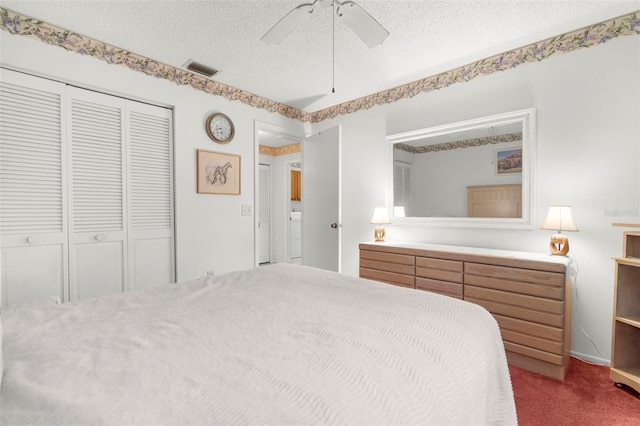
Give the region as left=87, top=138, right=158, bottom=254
left=95, top=233, right=105, bottom=241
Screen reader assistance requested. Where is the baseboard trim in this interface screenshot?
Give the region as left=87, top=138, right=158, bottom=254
left=570, top=350, right=610, bottom=366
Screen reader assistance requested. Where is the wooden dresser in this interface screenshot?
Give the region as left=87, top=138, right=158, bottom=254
left=360, top=241, right=571, bottom=380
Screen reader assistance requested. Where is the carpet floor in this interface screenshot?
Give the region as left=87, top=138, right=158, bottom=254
left=509, top=357, right=640, bottom=425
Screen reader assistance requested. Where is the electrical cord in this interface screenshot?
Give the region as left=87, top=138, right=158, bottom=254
left=566, top=255, right=604, bottom=360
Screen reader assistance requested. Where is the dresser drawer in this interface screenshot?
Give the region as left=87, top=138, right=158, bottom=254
left=415, top=277, right=463, bottom=299
left=416, top=257, right=463, bottom=283
left=360, top=257, right=414, bottom=276
left=466, top=286, right=564, bottom=315
left=359, top=250, right=415, bottom=288
left=500, top=329, right=564, bottom=356
left=495, top=314, right=564, bottom=365
left=359, top=267, right=414, bottom=288
left=466, top=295, right=564, bottom=328
left=360, top=249, right=414, bottom=267
left=504, top=341, right=564, bottom=366
left=492, top=313, right=563, bottom=342
left=465, top=262, right=565, bottom=300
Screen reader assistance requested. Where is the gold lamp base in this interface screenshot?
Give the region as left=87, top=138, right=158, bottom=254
left=374, top=226, right=386, bottom=242
left=549, top=234, right=570, bottom=255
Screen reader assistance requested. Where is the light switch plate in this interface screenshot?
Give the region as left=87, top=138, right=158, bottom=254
left=241, top=204, right=252, bottom=216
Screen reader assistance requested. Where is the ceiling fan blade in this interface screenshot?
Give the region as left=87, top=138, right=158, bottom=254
left=336, top=0, right=389, bottom=48
left=261, top=2, right=317, bottom=45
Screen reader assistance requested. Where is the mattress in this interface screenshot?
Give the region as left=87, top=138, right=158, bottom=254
left=1, top=263, right=517, bottom=425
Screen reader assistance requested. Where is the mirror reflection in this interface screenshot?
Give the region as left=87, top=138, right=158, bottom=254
left=388, top=109, right=534, bottom=227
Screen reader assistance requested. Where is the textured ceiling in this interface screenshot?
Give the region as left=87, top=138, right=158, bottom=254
left=2, top=0, right=639, bottom=113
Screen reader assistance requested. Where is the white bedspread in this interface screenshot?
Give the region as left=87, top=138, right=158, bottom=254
left=1, top=263, right=516, bottom=425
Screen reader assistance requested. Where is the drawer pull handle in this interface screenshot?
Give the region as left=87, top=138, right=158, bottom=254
left=26, top=236, right=35, bottom=244
left=95, top=233, right=105, bottom=241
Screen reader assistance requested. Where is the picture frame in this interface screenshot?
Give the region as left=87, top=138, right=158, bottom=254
left=197, top=150, right=241, bottom=195
left=494, top=146, right=522, bottom=175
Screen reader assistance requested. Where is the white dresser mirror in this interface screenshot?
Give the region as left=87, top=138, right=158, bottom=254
left=388, top=108, right=536, bottom=229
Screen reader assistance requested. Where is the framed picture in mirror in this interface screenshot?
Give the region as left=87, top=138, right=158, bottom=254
left=495, top=146, right=522, bottom=175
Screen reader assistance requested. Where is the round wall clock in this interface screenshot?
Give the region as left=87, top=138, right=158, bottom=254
left=206, top=112, right=235, bottom=144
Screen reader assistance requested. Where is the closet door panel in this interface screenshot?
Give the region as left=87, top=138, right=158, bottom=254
left=2, top=244, right=65, bottom=305
left=126, top=101, right=174, bottom=289
left=68, top=87, right=127, bottom=300
left=130, top=236, right=173, bottom=290
left=73, top=241, right=125, bottom=299
left=0, top=69, right=68, bottom=305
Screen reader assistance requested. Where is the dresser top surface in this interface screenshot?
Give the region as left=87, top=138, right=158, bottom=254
left=360, top=241, right=571, bottom=268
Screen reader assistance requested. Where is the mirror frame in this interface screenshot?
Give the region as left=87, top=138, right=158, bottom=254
left=387, top=108, right=536, bottom=229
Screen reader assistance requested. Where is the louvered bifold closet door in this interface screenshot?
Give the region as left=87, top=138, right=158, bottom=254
left=67, top=87, right=128, bottom=301
left=126, top=101, right=174, bottom=290
left=0, top=69, right=68, bottom=306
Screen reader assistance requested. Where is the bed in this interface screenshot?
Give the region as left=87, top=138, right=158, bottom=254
left=467, top=184, right=522, bottom=218
left=1, top=263, right=517, bottom=425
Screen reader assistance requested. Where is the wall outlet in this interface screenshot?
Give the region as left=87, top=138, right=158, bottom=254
left=206, top=270, right=215, bottom=277
left=241, top=204, right=252, bottom=216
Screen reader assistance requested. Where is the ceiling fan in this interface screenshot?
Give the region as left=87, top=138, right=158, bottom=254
left=261, top=0, right=389, bottom=48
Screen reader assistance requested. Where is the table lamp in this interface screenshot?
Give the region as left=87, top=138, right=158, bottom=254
left=540, top=206, right=578, bottom=255
left=370, top=207, right=391, bottom=242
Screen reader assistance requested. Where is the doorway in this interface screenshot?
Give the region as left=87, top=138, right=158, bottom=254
left=254, top=121, right=306, bottom=267
left=289, top=162, right=302, bottom=264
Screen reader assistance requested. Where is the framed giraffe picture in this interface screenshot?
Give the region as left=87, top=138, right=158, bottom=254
left=197, top=150, right=241, bottom=195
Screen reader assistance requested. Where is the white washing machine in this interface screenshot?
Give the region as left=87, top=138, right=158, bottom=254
left=290, top=211, right=301, bottom=259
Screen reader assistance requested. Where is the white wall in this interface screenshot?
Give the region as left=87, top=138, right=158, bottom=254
left=330, top=35, right=640, bottom=364
left=0, top=31, right=305, bottom=281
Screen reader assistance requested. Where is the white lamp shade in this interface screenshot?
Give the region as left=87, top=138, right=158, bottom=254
left=370, top=207, right=391, bottom=225
left=540, top=206, right=578, bottom=232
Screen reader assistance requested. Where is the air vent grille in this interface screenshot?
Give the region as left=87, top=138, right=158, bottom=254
left=185, top=61, right=218, bottom=78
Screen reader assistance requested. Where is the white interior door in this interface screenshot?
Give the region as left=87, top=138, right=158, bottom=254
left=67, top=87, right=127, bottom=301
left=258, top=164, right=270, bottom=263
left=126, top=101, right=175, bottom=290
left=0, top=69, right=68, bottom=305
left=302, top=126, right=341, bottom=272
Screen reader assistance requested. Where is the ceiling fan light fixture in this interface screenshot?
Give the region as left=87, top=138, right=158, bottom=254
left=261, top=1, right=317, bottom=45
left=260, top=0, right=388, bottom=48
left=336, top=0, right=389, bottom=48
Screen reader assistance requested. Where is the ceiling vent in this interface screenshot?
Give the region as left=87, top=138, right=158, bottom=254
left=183, top=60, right=218, bottom=78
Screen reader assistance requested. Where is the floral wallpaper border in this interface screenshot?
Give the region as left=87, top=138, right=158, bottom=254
left=0, top=7, right=310, bottom=122
left=313, top=11, right=639, bottom=122
left=1, top=8, right=638, bottom=123
left=259, top=143, right=301, bottom=156
left=395, top=133, right=522, bottom=154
